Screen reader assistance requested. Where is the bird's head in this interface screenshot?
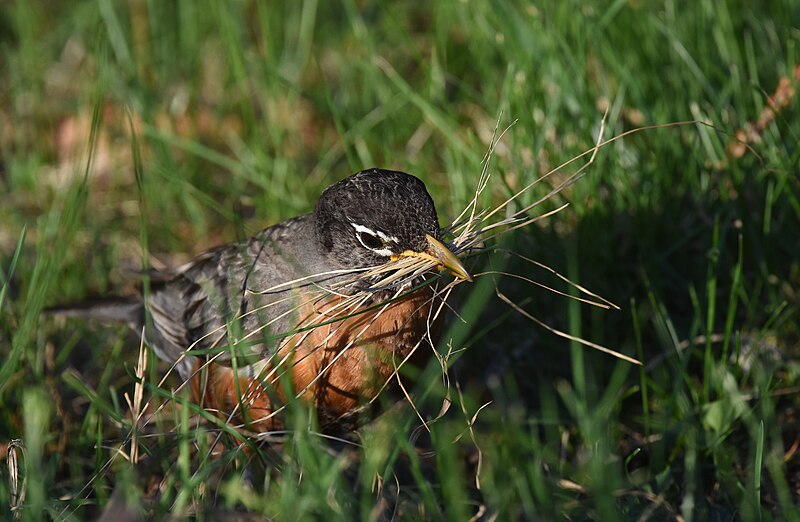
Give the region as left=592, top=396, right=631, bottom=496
left=314, top=168, right=471, bottom=282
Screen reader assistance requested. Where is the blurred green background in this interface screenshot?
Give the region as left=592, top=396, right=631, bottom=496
left=1, top=1, right=799, bottom=520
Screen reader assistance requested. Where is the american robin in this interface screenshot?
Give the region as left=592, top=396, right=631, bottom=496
left=50, top=168, right=471, bottom=432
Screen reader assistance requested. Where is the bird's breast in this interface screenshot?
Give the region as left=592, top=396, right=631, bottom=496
left=189, top=285, right=443, bottom=432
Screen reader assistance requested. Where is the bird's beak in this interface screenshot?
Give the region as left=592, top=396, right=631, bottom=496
left=393, top=234, right=473, bottom=282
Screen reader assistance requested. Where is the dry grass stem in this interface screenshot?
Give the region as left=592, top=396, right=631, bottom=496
left=7, top=439, right=26, bottom=522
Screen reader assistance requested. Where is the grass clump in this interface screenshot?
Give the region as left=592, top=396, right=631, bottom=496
left=1, top=1, right=799, bottom=519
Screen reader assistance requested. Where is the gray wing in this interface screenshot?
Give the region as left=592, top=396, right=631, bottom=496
left=145, top=215, right=329, bottom=379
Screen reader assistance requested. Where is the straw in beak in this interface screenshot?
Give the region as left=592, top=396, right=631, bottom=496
left=393, top=234, right=473, bottom=282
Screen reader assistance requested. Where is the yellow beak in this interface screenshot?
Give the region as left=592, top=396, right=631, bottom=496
left=393, top=234, right=473, bottom=282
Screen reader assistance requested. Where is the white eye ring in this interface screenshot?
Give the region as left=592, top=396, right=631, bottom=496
left=351, top=223, right=396, bottom=257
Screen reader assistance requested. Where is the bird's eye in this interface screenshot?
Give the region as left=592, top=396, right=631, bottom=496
left=351, top=223, right=397, bottom=257
left=358, top=231, right=384, bottom=250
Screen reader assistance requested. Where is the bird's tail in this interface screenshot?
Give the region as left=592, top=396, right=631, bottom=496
left=44, top=297, right=144, bottom=330
left=45, top=296, right=196, bottom=379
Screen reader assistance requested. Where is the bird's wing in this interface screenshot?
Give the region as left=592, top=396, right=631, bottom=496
left=145, top=216, right=319, bottom=378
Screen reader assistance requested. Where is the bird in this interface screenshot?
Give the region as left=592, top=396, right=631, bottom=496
left=48, top=168, right=472, bottom=433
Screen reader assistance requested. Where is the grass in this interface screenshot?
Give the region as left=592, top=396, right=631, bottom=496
left=1, top=0, right=799, bottom=519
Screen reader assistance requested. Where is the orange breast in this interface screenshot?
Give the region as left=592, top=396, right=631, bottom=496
left=189, top=286, right=442, bottom=432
